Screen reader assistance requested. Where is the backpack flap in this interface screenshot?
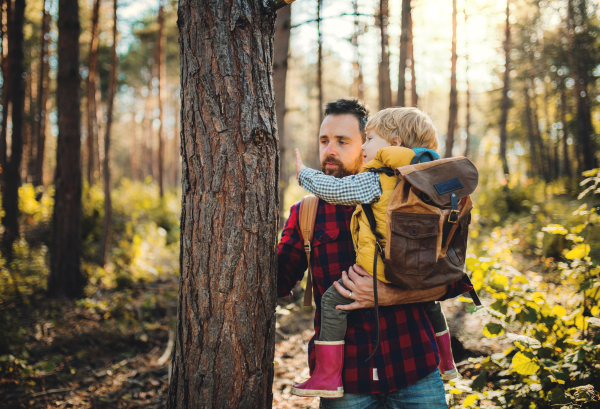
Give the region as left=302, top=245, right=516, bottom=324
left=396, top=157, right=479, bottom=207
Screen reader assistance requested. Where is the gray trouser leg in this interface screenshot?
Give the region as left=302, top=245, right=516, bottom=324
left=422, top=301, right=448, bottom=334
left=319, top=279, right=355, bottom=341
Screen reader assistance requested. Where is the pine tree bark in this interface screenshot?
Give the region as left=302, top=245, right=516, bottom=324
left=33, top=2, right=50, bottom=188
left=444, top=0, right=458, bottom=158
left=2, top=0, right=25, bottom=252
left=157, top=0, right=165, bottom=197
left=498, top=0, right=510, bottom=175
left=98, top=0, right=117, bottom=267
left=49, top=0, right=85, bottom=298
left=142, top=72, right=154, bottom=179
left=167, top=0, right=281, bottom=407
left=86, top=0, right=100, bottom=187
left=378, top=0, right=392, bottom=109
left=397, top=0, right=410, bottom=106
left=274, top=4, right=291, bottom=228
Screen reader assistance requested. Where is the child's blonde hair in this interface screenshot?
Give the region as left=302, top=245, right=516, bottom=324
left=365, top=107, right=439, bottom=151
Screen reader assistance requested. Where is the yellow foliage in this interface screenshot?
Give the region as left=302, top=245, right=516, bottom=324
left=512, top=352, right=540, bottom=375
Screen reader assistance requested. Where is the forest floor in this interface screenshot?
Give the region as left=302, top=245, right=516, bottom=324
left=0, top=278, right=494, bottom=409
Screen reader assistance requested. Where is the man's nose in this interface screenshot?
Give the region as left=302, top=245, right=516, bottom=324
left=323, top=142, right=337, bottom=156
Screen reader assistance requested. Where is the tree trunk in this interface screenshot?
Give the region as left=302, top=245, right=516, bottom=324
left=408, top=11, right=417, bottom=107
left=0, top=0, right=12, bottom=189
left=316, top=0, right=323, bottom=168
left=559, top=76, right=571, bottom=178
left=524, top=87, right=538, bottom=178
left=351, top=0, right=363, bottom=100
left=463, top=11, right=470, bottom=158
left=274, top=4, right=291, bottom=228
left=378, top=0, right=392, bottom=109
left=444, top=0, right=458, bottom=158
left=498, top=0, right=510, bottom=175
left=86, top=0, right=100, bottom=187
left=33, top=1, right=50, bottom=188
left=2, top=0, right=25, bottom=252
left=529, top=83, right=550, bottom=182
left=143, top=72, right=154, bottom=179
left=98, top=0, right=117, bottom=267
left=49, top=0, right=85, bottom=298
left=167, top=0, right=281, bottom=407
left=566, top=0, right=596, bottom=171
left=397, top=0, right=410, bottom=106
left=157, top=0, right=165, bottom=197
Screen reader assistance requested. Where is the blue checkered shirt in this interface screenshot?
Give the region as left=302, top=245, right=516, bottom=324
left=298, top=168, right=382, bottom=205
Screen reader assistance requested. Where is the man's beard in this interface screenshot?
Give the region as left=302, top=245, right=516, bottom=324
left=321, top=154, right=364, bottom=178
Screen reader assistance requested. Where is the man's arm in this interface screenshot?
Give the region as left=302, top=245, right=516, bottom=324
left=277, top=202, right=309, bottom=298
left=298, top=168, right=382, bottom=206
left=332, top=264, right=473, bottom=310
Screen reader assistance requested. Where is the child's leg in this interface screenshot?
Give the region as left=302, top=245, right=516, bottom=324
left=319, top=279, right=354, bottom=341
left=292, top=279, right=351, bottom=398
left=422, top=301, right=448, bottom=335
left=422, top=301, right=458, bottom=381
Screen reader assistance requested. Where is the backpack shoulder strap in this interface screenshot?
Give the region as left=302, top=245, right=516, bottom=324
left=299, top=195, right=319, bottom=307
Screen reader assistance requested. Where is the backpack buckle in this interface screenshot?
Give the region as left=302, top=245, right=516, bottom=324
left=376, top=241, right=383, bottom=255
left=448, top=210, right=460, bottom=224
left=304, top=241, right=311, bottom=253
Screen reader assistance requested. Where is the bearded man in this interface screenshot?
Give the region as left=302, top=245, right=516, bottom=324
left=277, top=98, right=472, bottom=409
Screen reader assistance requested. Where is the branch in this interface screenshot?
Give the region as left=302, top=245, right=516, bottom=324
left=273, top=0, right=296, bottom=11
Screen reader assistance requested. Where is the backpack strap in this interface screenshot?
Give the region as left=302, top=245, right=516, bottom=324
left=367, top=167, right=396, bottom=178
left=362, top=203, right=382, bottom=362
left=411, top=150, right=436, bottom=164
left=299, top=195, right=320, bottom=308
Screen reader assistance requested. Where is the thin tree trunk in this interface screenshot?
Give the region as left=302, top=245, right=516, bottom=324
left=351, top=0, right=363, bottom=100
left=49, top=0, right=85, bottom=298
left=167, top=1, right=281, bottom=406
left=157, top=0, right=165, bottom=197
left=559, top=76, right=571, bottom=178
left=444, top=0, right=458, bottom=158
left=566, top=0, right=596, bottom=171
left=397, top=0, right=410, bottom=106
left=529, top=83, right=550, bottom=182
left=130, top=100, right=138, bottom=180
left=0, top=0, right=12, bottom=183
left=524, top=87, right=539, bottom=178
left=378, top=0, right=392, bottom=109
left=33, top=1, right=50, bottom=188
left=86, top=0, right=100, bottom=187
left=498, top=0, right=510, bottom=175
left=25, top=54, right=33, bottom=183
left=463, top=10, right=470, bottom=157
left=98, top=0, right=117, bottom=267
left=408, top=11, right=417, bottom=107
left=316, top=0, right=323, bottom=168
left=274, top=4, right=291, bottom=228
left=2, top=0, right=25, bottom=253
left=142, top=73, right=153, bottom=179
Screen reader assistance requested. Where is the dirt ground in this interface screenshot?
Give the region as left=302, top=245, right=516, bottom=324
left=0, top=279, right=489, bottom=408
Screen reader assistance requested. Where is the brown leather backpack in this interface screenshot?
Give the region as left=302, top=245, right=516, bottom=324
left=363, top=154, right=481, bottom=304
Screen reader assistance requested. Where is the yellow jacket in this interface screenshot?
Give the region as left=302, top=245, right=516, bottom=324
left=350, top=147, right=416, bottom=282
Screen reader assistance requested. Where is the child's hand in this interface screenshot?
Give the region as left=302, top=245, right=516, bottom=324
left=295, top=148, right=307, bottom=180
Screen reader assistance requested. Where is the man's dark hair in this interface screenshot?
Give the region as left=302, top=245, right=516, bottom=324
left=324, top=98, right=370, bottom=140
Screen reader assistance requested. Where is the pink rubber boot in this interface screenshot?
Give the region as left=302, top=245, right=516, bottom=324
left=436, top=330, right=459, bottom=381
left=291, top=341, right=344, bottom=398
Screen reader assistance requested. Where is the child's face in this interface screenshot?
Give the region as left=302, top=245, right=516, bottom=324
left=361, top=130, right=392, bottom=163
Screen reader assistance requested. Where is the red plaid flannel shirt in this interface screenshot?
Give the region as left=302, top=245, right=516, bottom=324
left=277, top=199, right=473, bottom=394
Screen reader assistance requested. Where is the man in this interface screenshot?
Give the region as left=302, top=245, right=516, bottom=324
left=277, top=98, right=472, bottom=408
